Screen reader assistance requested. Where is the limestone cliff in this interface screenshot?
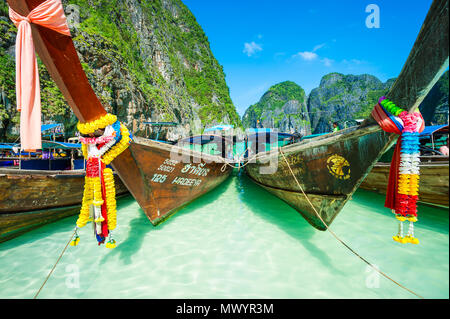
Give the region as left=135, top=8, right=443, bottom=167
left=242, top=81, right=311, bottom=135
left=0, top=0, right=241, bottom=141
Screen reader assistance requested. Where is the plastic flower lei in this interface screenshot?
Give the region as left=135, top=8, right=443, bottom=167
left=371, top=97, right=424, bottom=244
left=71, top=113, right=132, bottom=248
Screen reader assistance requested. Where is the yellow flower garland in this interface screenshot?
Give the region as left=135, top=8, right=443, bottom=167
left=77, top=113, right=117, bottom=135
left=101, top=123, right=131, bottom=165
left=72, top=113, right=132, bottom=248
left=76, top=176, right=93, bottom=228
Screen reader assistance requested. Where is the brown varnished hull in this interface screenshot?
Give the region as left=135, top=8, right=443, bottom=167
left=119, top=137, right=232, bottom=225
left=0, top=169, right=129, bottom=242
left=245, top=127, right=396, bottom=230
left=245, top=0, right=449, bottom=230
left=0, top=169, right=128, bottom=212
left=6, top=0, right=232, bottom=225
left=359, top=161, right=449, bottom=207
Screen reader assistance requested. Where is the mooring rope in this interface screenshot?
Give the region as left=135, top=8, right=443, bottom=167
left=278, top=148, right=424, bottom=299
left=33, top=229, right=76, bottom=299
left=220, top=146, right=272, bottom=171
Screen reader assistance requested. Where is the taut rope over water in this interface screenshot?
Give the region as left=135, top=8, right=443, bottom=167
left=278, top=148, right=424, bottom=299
left=33, top=229, right=77, bottom=299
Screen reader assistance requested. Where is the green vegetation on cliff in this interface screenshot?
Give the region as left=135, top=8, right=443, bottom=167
left=0, top=0, right=241, bottom=140
left=242, top=81, right=310, bottom=134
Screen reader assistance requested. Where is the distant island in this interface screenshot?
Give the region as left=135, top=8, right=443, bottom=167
left=242, top=71, right=448, bottom=134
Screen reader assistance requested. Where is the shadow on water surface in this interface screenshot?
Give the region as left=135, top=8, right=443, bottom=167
left=101, top=173, right=235, bottom=265
left=236, top=170, right=345, bottom=275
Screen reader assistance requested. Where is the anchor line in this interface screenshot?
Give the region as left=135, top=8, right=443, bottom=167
left=278, top=147, right=424, bottom=299
left=33, top=229, right=77, bottom=299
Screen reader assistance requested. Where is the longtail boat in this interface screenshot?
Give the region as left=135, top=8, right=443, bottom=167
left=0, top=140, right=128, bottom=242
left=6, top=0, right=232, bottom=228
left=359, top=160, right=449, bottom=207
left=244, top=0, right=449, bottom=230
left=0, top=168, right=128, bottom=243
left=360, top=125, right=449, bottom=207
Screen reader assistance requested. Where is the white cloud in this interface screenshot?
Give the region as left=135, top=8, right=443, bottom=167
left=243, top=42, right=262, bottom=57
left=321, top=57, right=334, bottom=67
left=294, top=51, right=318, bottom=61
left=313, top=43, right=326, bottom=52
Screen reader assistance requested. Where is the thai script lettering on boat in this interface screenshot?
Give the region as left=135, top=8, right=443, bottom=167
left=181, top=163, right=210, bottom=177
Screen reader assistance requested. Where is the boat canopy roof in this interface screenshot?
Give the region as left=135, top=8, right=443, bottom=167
left=177, top=134, right=232, bottom=145
left=0, top=143, right=16, bottom=150
left=246, top=131, right=294, bottom=142
left=41, top=123, right=64, bottom=133
left=1, top=141, right=80, bottom=151
left=420, top=124, right=448, bottom=137
left=302, top=132, right=329, bottom=140
left=41, top=140, right=81, bottom=149
left=246, top=128, right=272, bottom=133
left=204, top=125, right=234, bottom=132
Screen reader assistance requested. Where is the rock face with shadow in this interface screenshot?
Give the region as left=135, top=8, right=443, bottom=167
left=242, top=81, right=311, bottom=135
left=0, top=0, right=241, bottom=140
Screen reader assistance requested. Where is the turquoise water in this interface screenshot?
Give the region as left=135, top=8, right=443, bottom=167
left=0, top=170, right=448, bottom=299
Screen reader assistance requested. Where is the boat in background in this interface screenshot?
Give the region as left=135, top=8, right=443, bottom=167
left=243, top=0, right=448, bottom=230
left=0, top=141, right=128, bottom=243
left=5, top=0, right=234, bottom=228
left=360, top=125, right=449, bottom=207
left=143, top=121, right=179, bottom=144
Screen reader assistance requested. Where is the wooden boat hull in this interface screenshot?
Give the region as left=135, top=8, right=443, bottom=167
left=0, top=168, right=129, bottom=242
left=114, top=137, right=233, bottom=225
left=5, top=0, right=233, bottom=227
left=359, top=161, right=449, bottom=207
left=245, top=0, right=448, bottom=231
left=245, top=127, right=396, bottom=230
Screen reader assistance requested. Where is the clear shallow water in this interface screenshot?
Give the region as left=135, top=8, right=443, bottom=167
left=0, top=171, right=448, bottom=299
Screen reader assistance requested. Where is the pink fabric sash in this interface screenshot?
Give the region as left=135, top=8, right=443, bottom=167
left=9, top=0, right=70, bottom=151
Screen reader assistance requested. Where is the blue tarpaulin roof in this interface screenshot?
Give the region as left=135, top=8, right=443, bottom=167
left=178, top=134, right=231, bottom=145
left=41, top=141, right=81, bottom=149
left=41, top=123, right=63, bottom=132
left=0, top=143, right=16, bottom=150
left=0, top=141, right=80, bottom=151
left=204, top=125, right=234, bottom=132
left=419, top=125, right=448, bottom=138
left=246, top=128, right=272, bottom=133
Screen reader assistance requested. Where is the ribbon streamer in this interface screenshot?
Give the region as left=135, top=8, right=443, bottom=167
left=9, top=0, right=71, bottom=151
left=372, top=97, right=424, bottom=244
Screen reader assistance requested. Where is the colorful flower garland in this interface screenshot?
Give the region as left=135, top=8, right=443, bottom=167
left=378, top=97, right=422, bottom=244
left=71, top=113, right=132, bottom=249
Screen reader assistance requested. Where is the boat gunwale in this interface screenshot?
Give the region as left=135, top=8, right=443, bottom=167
left=0, top=168, right=86, bottom=176
left=132, top=136, right=232, bottom=165
left=246, top=124, right=385, bottom=163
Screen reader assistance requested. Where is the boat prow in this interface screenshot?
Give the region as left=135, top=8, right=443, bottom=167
left=245, top=125, right=395, bottom=230
left=114, top=136, right=232, bottom=225
left=244, top=0, right=449, bottom=230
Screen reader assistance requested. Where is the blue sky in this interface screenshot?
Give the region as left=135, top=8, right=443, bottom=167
left=182, top=0, right=434, bottom=116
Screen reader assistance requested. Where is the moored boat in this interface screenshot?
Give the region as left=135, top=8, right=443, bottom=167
left=243, top=0, right=449, bottom=230
left=5, top=0, right=233, bottom=228
left=360, top=125, right=449, bottom=207
left=0, top=141, right=129, bottom=242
